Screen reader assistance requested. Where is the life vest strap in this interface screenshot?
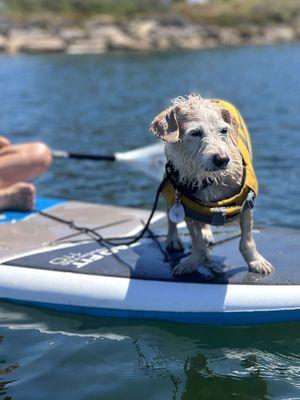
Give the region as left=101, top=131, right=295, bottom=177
left=180, top=189, right=255, bottom=226
left=241, top=190, right=255, bottom=212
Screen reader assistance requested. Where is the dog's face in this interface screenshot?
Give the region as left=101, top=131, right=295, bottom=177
left=150, top=95, right=241, bottom=184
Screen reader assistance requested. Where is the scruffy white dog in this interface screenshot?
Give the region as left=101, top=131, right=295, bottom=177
left=150, top=94, right=274, bottom=276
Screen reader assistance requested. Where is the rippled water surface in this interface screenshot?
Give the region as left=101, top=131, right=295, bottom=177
left=0, top=44, right=300, bottom=399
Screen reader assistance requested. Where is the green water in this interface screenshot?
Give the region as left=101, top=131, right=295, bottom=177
left=0, top=44, right=300, bottom=398
left=0, top=303, right=299, bottom=399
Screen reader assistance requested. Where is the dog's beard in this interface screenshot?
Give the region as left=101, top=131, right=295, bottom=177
left=167, top=138, right=243, bottom=190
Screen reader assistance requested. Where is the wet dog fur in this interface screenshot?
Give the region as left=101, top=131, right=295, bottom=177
left=150, top=94, right=274, bottom=276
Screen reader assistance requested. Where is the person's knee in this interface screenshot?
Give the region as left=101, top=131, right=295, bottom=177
left=27, top=142, right=52, bottom=172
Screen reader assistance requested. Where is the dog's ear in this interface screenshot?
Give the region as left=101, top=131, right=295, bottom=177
left=221, top=108, right=239, bottom=145
left=221, top=108, right=239, bottom=131
left=150, top=108, right=180, bottom=143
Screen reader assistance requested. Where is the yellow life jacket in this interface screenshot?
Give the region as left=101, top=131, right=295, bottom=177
left=161, top=99, right=258, bottom=226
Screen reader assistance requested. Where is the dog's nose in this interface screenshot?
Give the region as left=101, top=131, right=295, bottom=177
left=213, top=154, right=230, bottom=168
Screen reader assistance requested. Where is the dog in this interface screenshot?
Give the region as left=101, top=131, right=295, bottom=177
left=150, top=94, right=274, bottom=275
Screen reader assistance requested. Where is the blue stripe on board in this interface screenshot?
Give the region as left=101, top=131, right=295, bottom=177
left=0, top=197, right=65, bottom=223
left=2, top=299, right=300, bottom=326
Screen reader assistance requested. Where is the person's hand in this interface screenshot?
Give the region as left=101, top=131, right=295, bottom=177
left=0, top=136, right=11, bottom=149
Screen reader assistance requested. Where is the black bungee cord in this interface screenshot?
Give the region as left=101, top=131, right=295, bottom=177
left=36, top=178, right=170, bottom=263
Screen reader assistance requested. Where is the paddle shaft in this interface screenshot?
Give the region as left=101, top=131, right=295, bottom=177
left=51, top=144, right=165, bottom=181
left=52, top=150, right=116, bottom=162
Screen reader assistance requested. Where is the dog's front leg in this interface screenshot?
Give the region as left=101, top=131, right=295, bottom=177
left=173, top=218, right=208, bottom=275
left=240, top=208, right=274, bottom=274
left=166, top=211, right=184, bottom=252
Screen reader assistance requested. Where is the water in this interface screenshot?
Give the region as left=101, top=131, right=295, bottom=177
left=0, top=44, right=300, bottom=398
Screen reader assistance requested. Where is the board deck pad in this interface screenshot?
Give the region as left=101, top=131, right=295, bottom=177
left=0, top=199, right=157, bottom=260
left=1, top=204, right=300, bottom=285
left=0, top=197, right=65, bottom=223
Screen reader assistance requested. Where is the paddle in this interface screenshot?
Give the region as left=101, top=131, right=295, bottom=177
left=52, top=143, right=165, bottom=180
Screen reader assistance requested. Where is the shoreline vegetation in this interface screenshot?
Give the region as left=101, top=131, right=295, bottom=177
left=0, top=0, right=299, bottom=54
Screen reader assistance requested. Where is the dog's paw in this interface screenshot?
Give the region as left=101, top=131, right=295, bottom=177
left=173, top=256, right=205, bottom=275
left=166, top=238, right=184, bottom=253
left=173, top=260, right=198, bottom=275
left=249, top=257, right=274, bottom=275
left=201, top=227, right=214, bottom=245
left=206, top=259, right=225, bottom=275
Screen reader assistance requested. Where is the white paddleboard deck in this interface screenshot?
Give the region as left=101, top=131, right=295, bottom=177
left=0, top=198, right=300, bottom=325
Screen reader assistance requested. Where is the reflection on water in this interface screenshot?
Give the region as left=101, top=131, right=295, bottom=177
left=181, top=353, right=269, bottom=400
left=0, top=335, right=19, bottom=399
left=0, top=302, right=300, bottom=399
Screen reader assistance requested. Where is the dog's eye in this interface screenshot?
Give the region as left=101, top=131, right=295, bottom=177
left=220, top=128, right=229, bottom=135
left=190, top=129, right=203, bottom=137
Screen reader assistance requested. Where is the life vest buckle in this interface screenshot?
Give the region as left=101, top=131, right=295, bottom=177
left=241, top=190, right=255, bottom=212
left=211, top=207, right=227, bottom=226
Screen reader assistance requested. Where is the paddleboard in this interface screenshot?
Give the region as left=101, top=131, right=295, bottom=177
left=0, top=197, right=299, bottom=325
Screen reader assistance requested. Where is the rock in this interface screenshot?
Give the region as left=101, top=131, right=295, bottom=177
left=238, top=25, right=261, bottom=42
left=0, top=34, right=6, bottom=51
left=84, top=15, right=116, bottom=30
left=60, top=28, right=85, bottom=42
left=129, top=19, right=204, bottom=50
left=217, top=27, right=243, bottom=46
left=173, top=26, right=214, bottom=48
left=130, top=19, right=220, bottom=50
left=294, top=28, right=300, bottom=40
left=88, top=25, right=139, bottom=50
left=261, top=25, right=296, bottom=43
left=130, top=19, right=158, bottom=40
left=127, top=19, right=157, bottom=49
left=0, top=17, right=298, bottom=54
left=7, top=29, right=65, bottom=53
left=145, top=23, right=216, bottom=50
left=23, top=37, right=65, bottom=53
left=67, top=38, right=106, bottom=54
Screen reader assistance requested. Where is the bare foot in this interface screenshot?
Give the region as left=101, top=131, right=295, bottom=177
left=0, top=182, right=35, bottom=211
left=0, top=136, right=11, bottom=149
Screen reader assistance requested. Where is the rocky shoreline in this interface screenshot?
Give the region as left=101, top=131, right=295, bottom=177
left=0, top=16, right=299, bottom=54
